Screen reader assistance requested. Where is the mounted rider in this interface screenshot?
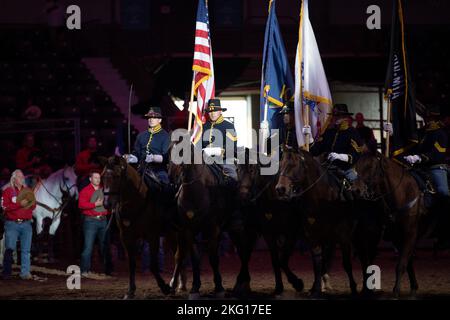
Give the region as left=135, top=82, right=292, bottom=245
left=124, top=107, right=170, bottom=192
left=402, top=105, right=449, bottom=198
left=310, top=104, right=364, bottom=197
left=279, top=102, right=298, bottom=149
left=201, top=99, right=238, bottom=189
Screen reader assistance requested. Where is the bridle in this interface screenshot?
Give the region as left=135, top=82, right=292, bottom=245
left=35, top=167, right=77, bottom=222
left=279, top=149, right=333, bottom=198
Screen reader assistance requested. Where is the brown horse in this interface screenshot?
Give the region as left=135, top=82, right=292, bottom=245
left=168, top=143, right=252, bottom=299
left=275, top=148, right=358, bottom=296
left=237, top=157, right=305, bottom=296
left=352, top=153, right=433, bottom=297
left=101, top=155, right=171, bottom=298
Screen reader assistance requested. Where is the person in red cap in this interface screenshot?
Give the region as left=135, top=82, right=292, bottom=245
left=78, top=170, right=112, bottom=276
left=1, top=169, right=36, bottom=280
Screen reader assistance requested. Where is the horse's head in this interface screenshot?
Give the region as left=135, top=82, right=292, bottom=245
left=352, top=153, right=383, bottom=200
left=101, top=155, right=128, bottom=211
left=275, top=147, right=310, bottom=200
left=61, top=166, right=78, bottom=199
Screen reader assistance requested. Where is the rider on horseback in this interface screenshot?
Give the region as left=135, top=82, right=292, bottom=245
left=202, top=99, right=238, bottom=189
left=402, top=105, right=449, bottom=198
left=280, top=102, right=298, bottom=148
left=124, top=107, right=170, bottom=192
left=310, top=104, right=364, bottom=198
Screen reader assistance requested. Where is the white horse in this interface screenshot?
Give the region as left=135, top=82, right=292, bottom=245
left=33, top=166, right=78, bottom=236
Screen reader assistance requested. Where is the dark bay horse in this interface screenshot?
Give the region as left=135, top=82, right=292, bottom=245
left=238, top=158, right=305, bottom=296
left=168, top=143, right=252, bottom=299
left=352, top=153, right=444, bottom=297
left=101, top=156, right=171, bottom=298
left=275, top=148, right=359, bottom=296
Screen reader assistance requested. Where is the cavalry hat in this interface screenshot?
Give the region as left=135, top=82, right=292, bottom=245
left=144, top=107, right=163, bottom=118
left=328, top=104, right=353, bottom=116
left=426, top=104, right=441, bottom=117
left=17, top=188, right=36, bottom=210
left=280, top=101, right=294, bottom=114
left=206, top=99, right=227, bottom=113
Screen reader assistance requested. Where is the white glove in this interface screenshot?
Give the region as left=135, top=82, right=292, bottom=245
left=203, top=147, right=223, bottom=157
left=302, top=125, right=311, bottom=135
left=328, top=152, right=349, bottom=163
left=152, top=155, right=163, bottom=163
left=383, top=122, right=393, bottom=136
left=145, top=154, right=154, bottom=163
left=404, top=155, right=421, bottom=165
left=124, top=154, right=138, bottom=163
left=12, top=196, right=17, bottom=204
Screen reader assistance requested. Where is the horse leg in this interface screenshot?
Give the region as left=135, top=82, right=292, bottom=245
left=228, top=227, right=256, bottom=298
left=340, top=241, right=358, bottom=296
left=189, top=240, right=202, bottom=299
left=321, top=243, right=336, bottom=292
left=170, top=232, right=188, bottom=293
left=280, top=234, right=304, bottom=293
left=310, top=245, right=323, bottom=298
left=263, top=232, right=284, bottom=296
left=393, top=222, right=418, bottom=298
left=123, top=237, right=137, bottom=299
left=207, top=229, right=225, bottom=297
left=406, top=256, right=419, bottom=298
left=47, top=218, right=61, bottom=263
left=149, top=234, right=170, bottom=295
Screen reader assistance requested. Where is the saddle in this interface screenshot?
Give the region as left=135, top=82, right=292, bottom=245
left=207, top=163, right=226, bottom=186
left=409, top=169, right=435, bottom=208
left=326, top=167, right=353, bottom=202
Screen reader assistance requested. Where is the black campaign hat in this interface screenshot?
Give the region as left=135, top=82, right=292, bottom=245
left=328, top=104, right=353, bottom=116
left=144, top=107, right=163, bottom=118
left=206, top=99, right=227, bottom=113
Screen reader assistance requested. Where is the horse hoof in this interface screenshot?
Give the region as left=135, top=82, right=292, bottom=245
left=161, top=284, right=171, bottom=296
left=189, top=293, right=201, bottom=300
left=123, top=293, right=135, bottom=300
left=177, top=286, right=188, bottom=293
left=293, top=278, right=304, bottom=292
left=232, top=282, right=251, bottom=298
left=308, top=289, right=322, bottom=299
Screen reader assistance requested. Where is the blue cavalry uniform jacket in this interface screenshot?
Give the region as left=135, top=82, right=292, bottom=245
left=414, top=121, right=448, bottom=166
left=310, top=122, right=363, bottom=171
left=132, top=124, right=170, bottom=167
left=202, top=115, right=238, bottom=160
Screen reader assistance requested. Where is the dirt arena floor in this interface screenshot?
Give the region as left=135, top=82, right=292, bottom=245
left=1, top=248, right=450, bottom=300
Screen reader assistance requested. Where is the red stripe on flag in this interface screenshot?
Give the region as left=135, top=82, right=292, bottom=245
left=195, top=30, right=209, bottom=39
left=194, top=44, right=211, bottom=54
left=193, top=59, right=211, bottom=70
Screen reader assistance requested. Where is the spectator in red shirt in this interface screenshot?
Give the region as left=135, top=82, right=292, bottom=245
left=78, top=171, right=112, bottom=276
left=1, top=169, right=36, bottom=279
left=16, top=133, right=41, bottom=175
left=75, top=136, right=101, bottom=190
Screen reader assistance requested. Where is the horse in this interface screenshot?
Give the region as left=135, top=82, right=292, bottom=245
left=352, top=152, right=448, bottom=297
left=168, top=142, right=252, bottom=299
left=237, top=154, right=305, bottom=296
left=275, top=147, right=360, bottom=297
left=101, top=155, right=171, bottom=298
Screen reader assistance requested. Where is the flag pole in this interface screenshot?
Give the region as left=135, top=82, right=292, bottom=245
left=187, top=76, right=195, bottom=132
left=385, top=96, right=392, bottom=158
left=261, top=87, right=270, bottom=155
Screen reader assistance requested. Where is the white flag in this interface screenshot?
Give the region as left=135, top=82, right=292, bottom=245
left=294, top=0, right=333, bottom=148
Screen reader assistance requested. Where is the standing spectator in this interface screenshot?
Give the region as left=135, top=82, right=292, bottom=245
left=1, top=170, right=36, bottom=280
left=75, top=137, right=101, bottom=190
left=78, top=171, right=112, bottom=276
left=355, top=112, right=378, bottom=154
left=16, top=133, right=41, bottom=175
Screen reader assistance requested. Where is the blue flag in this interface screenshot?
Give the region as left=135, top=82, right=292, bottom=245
left=260, top=0, right=294, bottom=131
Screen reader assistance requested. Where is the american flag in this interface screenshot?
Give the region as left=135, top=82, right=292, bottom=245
left=191, top=0, right=215, bottom=145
